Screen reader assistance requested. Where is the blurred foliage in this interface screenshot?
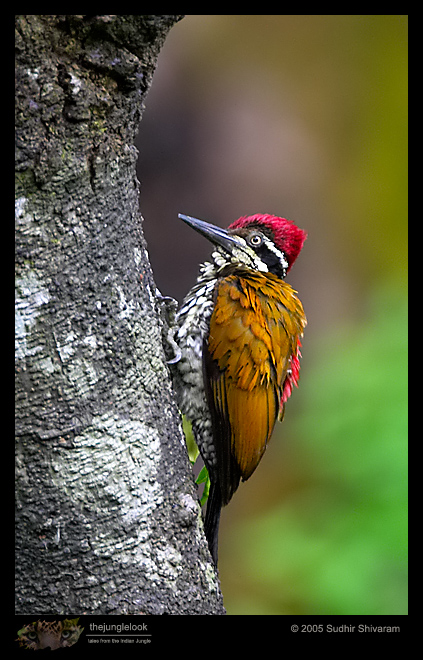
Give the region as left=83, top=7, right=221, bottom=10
left=220, top=282, right=407, bottom=614
left=137, top=15, right=407, bottom=614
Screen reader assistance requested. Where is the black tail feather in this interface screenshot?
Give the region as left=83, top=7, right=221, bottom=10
left=204, top=480, right=222, bottom=566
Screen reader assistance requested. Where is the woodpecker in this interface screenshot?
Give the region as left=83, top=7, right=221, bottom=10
left=173, top=213, right=307, bottom=565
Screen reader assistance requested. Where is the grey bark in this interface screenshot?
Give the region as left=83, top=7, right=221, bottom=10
left=15, top=15, right=225, bottom=615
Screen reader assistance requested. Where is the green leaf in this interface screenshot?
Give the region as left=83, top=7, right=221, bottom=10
left=182, top=415, right=210, bottom=506
left=196, top=466, right=211, bottom=506
left=182, top=416, right=199, bottom=464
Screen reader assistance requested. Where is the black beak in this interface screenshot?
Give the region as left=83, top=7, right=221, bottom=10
left=178, top=214, right=239, bottom=254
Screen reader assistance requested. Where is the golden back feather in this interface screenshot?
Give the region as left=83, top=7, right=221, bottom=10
left=207, top=271, right=306, bottom=485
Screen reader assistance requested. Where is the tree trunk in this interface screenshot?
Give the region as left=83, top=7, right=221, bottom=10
left=15, top=14, right=225, bottom=615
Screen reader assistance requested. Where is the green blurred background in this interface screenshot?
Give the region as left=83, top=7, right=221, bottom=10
left=136, top=15, right=407, bottom=615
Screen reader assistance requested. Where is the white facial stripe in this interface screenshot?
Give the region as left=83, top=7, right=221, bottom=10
left=262, top=237, right=289, bottom=271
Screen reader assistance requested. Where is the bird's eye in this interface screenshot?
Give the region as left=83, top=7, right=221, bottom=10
left=249, top=233, right=262, bottom=246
